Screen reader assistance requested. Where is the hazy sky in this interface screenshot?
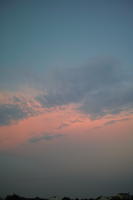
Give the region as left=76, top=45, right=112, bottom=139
left=0, top=0, right=133, bottom=198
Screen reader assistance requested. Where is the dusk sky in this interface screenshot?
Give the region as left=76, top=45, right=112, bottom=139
left=0, top=0, right=133, bottom=198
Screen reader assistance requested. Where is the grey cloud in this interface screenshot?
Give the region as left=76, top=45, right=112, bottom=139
left=29, top=133, right=64, bottom=143
left=0, top=104, right=29, bottom=126
left=37, top=59, right=120, bottom=106
left=79, top=84, right=133, bottom=119
left=0, top=97, right=39, bottom=126
left=36, top=58, right=133, bottom=118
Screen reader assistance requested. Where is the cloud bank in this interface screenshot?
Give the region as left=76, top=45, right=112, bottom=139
left=36, top=58, right=133, bottom=119
left=1, top=57, right=133, bottom=126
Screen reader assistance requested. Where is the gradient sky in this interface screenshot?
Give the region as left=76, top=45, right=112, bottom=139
left=0, top=0, right=133, bottom=198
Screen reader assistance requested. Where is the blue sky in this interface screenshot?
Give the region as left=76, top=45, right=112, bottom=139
left=1, top=0, right=133, bottom=90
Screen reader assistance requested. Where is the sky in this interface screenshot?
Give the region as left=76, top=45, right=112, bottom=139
left=0, top=0, right=133, bottom=198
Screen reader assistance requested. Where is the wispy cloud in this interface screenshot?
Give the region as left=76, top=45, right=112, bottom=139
left=57, top=123, right=69, bottom=130
left=104, top=118, right=130, bottom=126
left=29, top=133, right=65, bottom=143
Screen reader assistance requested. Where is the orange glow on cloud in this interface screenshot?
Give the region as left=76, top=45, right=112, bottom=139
left=0, top=98, right=133, bottom=152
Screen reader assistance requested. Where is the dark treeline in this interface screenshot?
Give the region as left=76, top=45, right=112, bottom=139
left=0, top=193, right=133, bottom=200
